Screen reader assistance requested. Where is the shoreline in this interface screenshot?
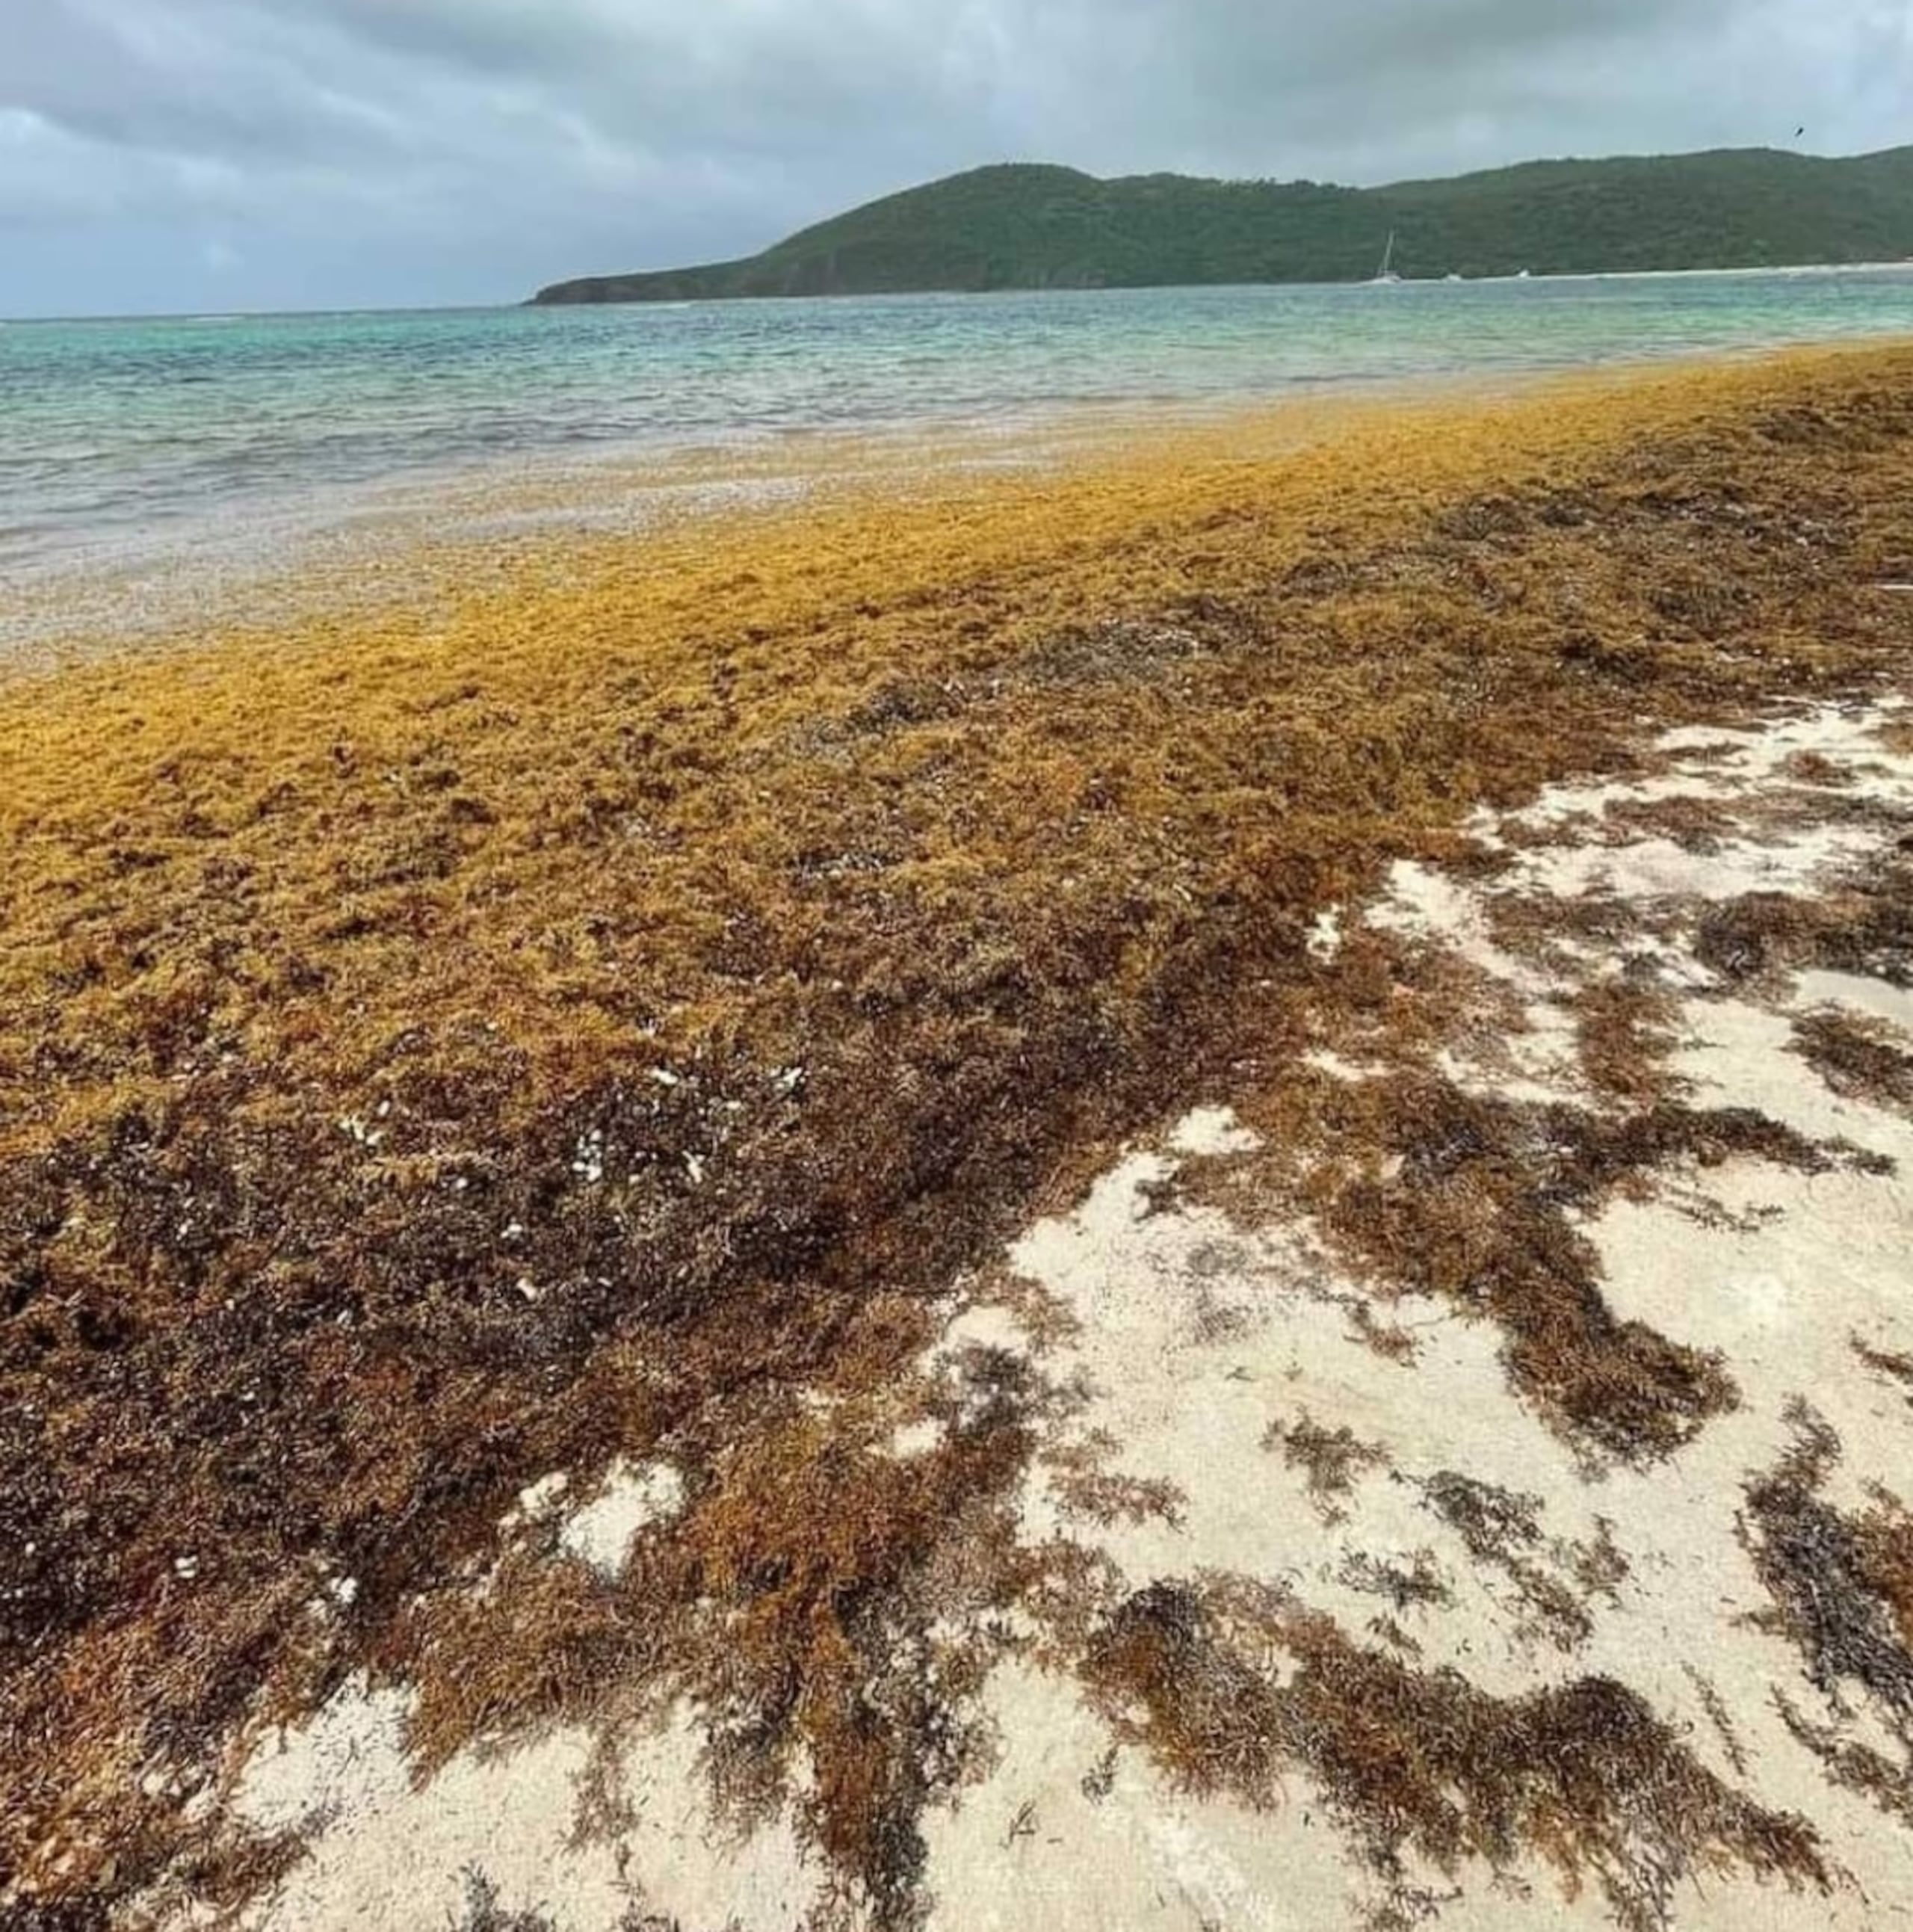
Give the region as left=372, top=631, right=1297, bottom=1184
left=530, top=259, right=1913, bottom=308
left=4, top=344, right=1913, bottom=1929
left=2, top=368, right=1492, bottom=666
left=7, top=360, right=1548, bottom=659
left=9, top=290, right=1913, bottom=665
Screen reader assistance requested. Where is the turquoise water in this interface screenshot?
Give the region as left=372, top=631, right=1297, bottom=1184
left=4, top=271, right=1912, bottom=579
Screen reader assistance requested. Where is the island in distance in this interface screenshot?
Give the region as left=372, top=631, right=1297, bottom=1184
left=532, top=144, right=1913, bottom=303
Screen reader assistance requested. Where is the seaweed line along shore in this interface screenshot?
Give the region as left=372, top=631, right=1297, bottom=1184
left=4, top=343, right=1913, bottom=1931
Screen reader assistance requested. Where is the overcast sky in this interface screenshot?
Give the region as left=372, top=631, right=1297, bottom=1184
left=4, top=0, right=1908, bottom=316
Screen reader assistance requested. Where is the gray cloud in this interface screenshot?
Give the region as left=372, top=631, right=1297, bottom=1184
left=1, top=0, right=1906, bottom=313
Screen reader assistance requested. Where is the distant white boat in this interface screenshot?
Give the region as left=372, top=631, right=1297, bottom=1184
left=1515, top=268, right=1533, bottom=281
left=1373, top=231, right=1403, bottom=285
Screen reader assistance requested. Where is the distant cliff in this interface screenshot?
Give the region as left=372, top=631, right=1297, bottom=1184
left=532, top=146, right=1913, bottom=303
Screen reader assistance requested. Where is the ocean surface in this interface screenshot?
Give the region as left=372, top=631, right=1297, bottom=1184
left=4, top=271, right=1912, bottom=590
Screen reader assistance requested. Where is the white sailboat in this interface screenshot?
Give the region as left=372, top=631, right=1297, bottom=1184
left=1373, top=230, right=1403, bottom=284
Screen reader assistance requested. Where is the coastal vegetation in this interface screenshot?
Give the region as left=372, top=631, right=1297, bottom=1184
left=533, top=146, right=1913, bottom=301
left=3, top=347, right=1913, bottom=1923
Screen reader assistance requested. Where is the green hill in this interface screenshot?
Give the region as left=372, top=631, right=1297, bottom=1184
left=532, top=147, right=1913, bottom=303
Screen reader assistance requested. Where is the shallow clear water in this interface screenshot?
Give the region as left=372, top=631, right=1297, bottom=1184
left=4, top=272, right=1912, bottom=578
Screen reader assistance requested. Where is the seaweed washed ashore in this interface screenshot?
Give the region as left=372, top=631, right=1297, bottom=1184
left=3, top=345, right=1913, bottom=1930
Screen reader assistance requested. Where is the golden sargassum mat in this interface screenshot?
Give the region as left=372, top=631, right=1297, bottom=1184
left=3, top=344, right=1912, bottom=1928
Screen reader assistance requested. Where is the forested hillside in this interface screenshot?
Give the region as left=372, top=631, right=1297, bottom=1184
left=534, top=147, right=1913, bottom=302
